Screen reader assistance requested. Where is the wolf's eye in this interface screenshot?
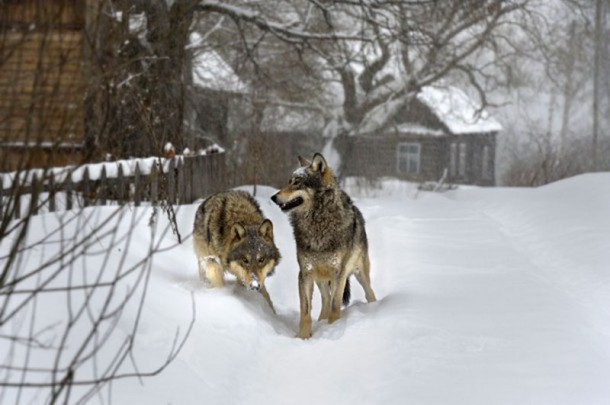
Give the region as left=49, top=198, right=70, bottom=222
left=258, top=256, right=265, bottom=264
left=242, top=257, right=249, bottom=264
left=292, top=178, right=301, bottom=186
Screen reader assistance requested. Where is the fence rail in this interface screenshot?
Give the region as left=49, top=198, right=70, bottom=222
left=0, top=153, right=228, bottom=220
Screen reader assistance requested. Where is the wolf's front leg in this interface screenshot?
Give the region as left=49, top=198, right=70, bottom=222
left=328, top=271, right=349, bottom=324
left=197, top=256, right=207, bottom=282
left=202, top=256, right=224, bottom=288
left=298, top=270, right=314, bottom=339
left=259, top=284, right=276, bottom=314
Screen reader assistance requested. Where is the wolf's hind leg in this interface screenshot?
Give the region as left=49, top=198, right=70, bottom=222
left=354, top=255, right=376, bottom=303
left=316, top=280, right=331, bottom=320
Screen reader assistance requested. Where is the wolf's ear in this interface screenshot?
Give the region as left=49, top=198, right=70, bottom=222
left=311, top=153, right=327, bottom=173
left=231, top=223, right=246, bottom=244
left=298, top=155, right=311, bottom=167
left=258, top=219, right=274, bottom=241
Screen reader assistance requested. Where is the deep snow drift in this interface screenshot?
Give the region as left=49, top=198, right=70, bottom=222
left=1, top=173, right=609, bottom=404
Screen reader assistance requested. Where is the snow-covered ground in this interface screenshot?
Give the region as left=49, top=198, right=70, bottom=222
left=1, top=173, right=609, bottom=404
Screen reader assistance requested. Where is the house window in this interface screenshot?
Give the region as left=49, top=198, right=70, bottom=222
left=449, top=141, right=467, bottom=178
left=482, top=145, right=491, bottom=179
left=458, top=142, right=467, bottom=177
left=397, top=143, right=421, bottom=174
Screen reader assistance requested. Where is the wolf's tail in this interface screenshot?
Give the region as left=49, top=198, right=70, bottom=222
left=342, top=278, right=351, bottom=306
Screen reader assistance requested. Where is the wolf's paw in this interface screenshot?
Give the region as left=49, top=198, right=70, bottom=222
left=327, top=311, right=340, bottom=324
left=297, top=330, right=312, bottom=339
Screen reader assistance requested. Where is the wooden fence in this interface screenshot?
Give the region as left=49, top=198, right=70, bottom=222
left=0, top=153, right=228, bottom=220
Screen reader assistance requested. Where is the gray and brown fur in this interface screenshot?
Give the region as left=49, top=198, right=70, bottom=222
left=271, top=153, right=376, bottom=338
left=193, top=190, right=281, bottom=313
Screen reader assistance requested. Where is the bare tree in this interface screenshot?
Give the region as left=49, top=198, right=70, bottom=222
left=592, top=0, right=603, bottom=170
left=296, top=1, right=534, bottom=169
left=85, top=0, right=200, bottom=159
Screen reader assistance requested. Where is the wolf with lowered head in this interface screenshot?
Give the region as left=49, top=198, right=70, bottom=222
left=271, top=153, right=376, bottom=338
left=193, top=190, right=281, bottom=313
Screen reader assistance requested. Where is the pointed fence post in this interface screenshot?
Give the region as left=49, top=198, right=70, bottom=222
left=220, top=153, right=227, bottom=191
left=192, top=155, right=200, bottom=199
left=13, top=181, right=20, bottom=220
left=200, top=155, right=207, bottom=199
left=185, top=156, right=193, bottom=204
left=31, top=173, right=39, bottom=215
left=208, top=154, right=215, bottom=194
left=117, top=164, right=125, bottom=205
left=100, top=166, right=107, bottom=206
left=66, top=173, right=73, bottom=211
left=134, top=162, right=141, bottom=206
left=199, top=155, right=208, bottom=198
left=168, top=157, right=176, bottom=205
left=177, top=158, right=185, bottom=204
left=48, top=172, right=56, bottom=212
left=209, top=153, right=223, bottom=194
left=150, top=162, right=159, bottom=206
left=83, top=167, right=91, bottom=207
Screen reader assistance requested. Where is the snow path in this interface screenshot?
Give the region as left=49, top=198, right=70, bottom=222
left=2, top=174, right=609, bottom=404
left=114, top=175, right=610, bottom=404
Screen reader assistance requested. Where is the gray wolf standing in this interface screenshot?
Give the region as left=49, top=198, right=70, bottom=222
left=193, top=190, right=281, bottom=313
left=271, top=153, right=376, bottom=338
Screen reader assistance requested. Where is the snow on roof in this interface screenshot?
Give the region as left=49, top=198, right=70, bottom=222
left=393, top=123, right=444, bottom=137
left=190, top=33, right=248, bottom=94
left=417, top=85, right=502, bottom=134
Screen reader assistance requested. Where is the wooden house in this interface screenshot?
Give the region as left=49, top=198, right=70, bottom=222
left=339, top=85, right=502, bottom=186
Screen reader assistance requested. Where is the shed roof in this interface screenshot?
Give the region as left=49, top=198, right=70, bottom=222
left=190, top=33, right=248, bottom=94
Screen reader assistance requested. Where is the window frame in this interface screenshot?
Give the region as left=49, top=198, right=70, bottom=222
left=396, top=142, right=421, bottom=175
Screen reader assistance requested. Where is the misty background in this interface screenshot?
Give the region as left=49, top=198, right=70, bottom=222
left=1, top=0, right=608, bottom=187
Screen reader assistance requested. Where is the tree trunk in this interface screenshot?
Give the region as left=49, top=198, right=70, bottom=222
left=84, top=0, right=195, bottom=160
left=558, top=22, right=576, bottom=157
left=592, top=0, right=602, bottom=170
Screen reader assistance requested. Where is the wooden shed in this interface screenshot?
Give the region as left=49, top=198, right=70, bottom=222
left=340, top=85, right=501, bottom=186
left=0, top=0, right=91, bottom=170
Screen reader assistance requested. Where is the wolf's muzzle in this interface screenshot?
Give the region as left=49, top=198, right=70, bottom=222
left=249, top=279, right=260, bottom=291
left=271, top=193, right=303, bottom=212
